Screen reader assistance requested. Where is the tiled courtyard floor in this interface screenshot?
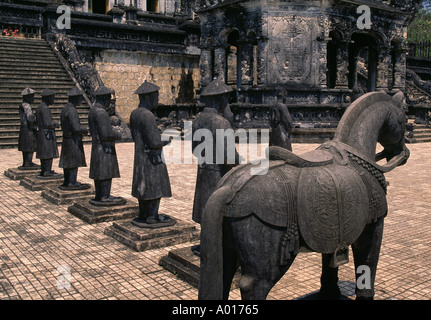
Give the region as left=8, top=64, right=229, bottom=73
left=0, top=141, right=430, bottom=301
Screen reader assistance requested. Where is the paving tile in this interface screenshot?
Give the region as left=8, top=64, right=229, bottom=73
left=0, top=141, right=430, bottom=300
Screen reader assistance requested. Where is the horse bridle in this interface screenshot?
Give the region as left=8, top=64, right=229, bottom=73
left=322, top=140, right=410, bottom=173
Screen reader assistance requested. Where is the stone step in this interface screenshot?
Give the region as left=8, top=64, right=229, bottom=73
left=0, top=38, right=92, bottom=149
left=103, top=218, right=200, bottom=252
left=0, top=43, right=55, bottom=51
left=0, top=56, right=64, bottom=64
left=0, top=61, right=67, bottom=69
left=158, top=246, right=240, bottom=290
left=0, top=52, right=57, bottom=59
left=0, top=38, right=52, bottom=47
left=0, top=74, right=75, bottom=81
left=0, top=84, right=80, bottom=91
left=0, top=65, right=68, bottom=72
left=0, top=68, right=69, bottom=76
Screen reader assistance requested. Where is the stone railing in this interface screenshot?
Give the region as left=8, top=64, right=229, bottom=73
left=0, top=2, right=44, bottom=38
left=42, top=5, right=200, bottom=54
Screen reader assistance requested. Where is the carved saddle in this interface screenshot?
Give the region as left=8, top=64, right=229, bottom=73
left=222, top=145, right=377, bottom=267
left=268, top=146, right=333, bottom=168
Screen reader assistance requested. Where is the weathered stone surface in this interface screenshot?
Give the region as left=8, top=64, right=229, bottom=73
left=159, top=246, right=241, bottom=289
left=104, top=218, right=199, bottom=252
left=41, top=185, right=93, bottom=205
left=4, top=167, right=39, bottom=181
left=95, top=51, right=200, bottom=122
left=67, top=199, right=138, bottom=224
left=20, top=174, right=64, bottom=191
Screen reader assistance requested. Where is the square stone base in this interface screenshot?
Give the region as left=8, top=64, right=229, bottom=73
left=4, top=167, right=40, bottom=180
left=20, top=174, right=64, bottom=191
left=158, top=246, right=241, bottom=289
left=68, top=199, right=138, bottom=224
left=104, top=218, right=199, bottom=252
left=41, top=185, right=94, bottom=205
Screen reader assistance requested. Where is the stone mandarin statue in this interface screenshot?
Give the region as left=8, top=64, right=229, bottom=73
left=130, top=81, right=174, bottom=227
left=59, top=87, right=90, bottom=190
left=88, top=86, right=124, bottom=205
left=18, top=88, right=39, bottom=169
left=191, top=78, right=240, bottom=255
left=269, top=87, right=294, bottom=151
left=36, top=89, right=60, bottom=177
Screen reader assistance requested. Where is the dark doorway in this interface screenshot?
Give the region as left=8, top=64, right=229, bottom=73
left=147, top=0, right=158, bottom=12
left=348, top=32, right=379, bottom=92
left=91, top=0, right=107, bottom=14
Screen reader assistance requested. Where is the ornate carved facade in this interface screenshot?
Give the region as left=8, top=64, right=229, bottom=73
left=195, top=0, right=420, bottom=133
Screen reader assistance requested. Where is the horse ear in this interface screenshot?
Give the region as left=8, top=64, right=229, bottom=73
left=392, top=91, right=405, bottom=109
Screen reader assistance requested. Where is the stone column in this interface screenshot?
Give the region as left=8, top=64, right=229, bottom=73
left=392, top=47, right=407, bottom=91
left=335, top=42, right=349, bottom=89
left=124, top=5, right=138, bottom=23
left=213, top=47, right=227, bottom=83
left=376, top=46, right=390, bottom=91
left=107, top=5, right=125, bottom=24
left=200, top=48, right=213, bottom=88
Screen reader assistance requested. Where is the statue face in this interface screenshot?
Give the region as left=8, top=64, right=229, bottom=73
left=24, top=94, right=35, bottom=104
left=97, top=95, right=111, bottom=108
left=151, top=91, right=159, bottom=107
left=43, top=95, right=55, bottom=105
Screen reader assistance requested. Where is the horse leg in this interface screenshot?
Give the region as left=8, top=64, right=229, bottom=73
left=222, top=219, right=239, bottom=299
left=319, top=253, right=341, bottom=299
left=230, top=215, right=294, bottom=300
left=351, top=216, right=384, bottom=300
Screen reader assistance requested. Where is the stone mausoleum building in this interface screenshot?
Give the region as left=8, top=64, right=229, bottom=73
left=0, top=0, right=426, bottom=147
left=196, top=0, right=420, bottom=139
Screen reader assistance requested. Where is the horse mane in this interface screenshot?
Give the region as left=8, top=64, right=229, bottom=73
left=333, top=91, right=393, bottom=143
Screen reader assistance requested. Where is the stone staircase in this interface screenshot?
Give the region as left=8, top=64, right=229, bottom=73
left=409, top=123, right=431, bottom=143
left=0, top=37, right=91, bottom=149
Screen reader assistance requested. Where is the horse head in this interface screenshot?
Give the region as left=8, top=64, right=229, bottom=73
left=375, top=91, right=410, bottom=171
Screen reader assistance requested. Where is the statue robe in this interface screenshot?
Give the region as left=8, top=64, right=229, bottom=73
left=88, top=103, right=121, bottom=180
left=18, top=102, right=37, bottom=153
left=191, top=107, right=239, bottom=224
left=130, top=107, right=172, bottom=200
left=59, top=102, right=87, bottom=169
left=36, top=102, right=59, bottom=160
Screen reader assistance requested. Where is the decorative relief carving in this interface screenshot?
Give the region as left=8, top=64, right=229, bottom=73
left=267, top=15, right=319, bottom=85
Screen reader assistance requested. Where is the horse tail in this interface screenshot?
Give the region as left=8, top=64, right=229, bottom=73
left=198, top=186, right=231, bottom=300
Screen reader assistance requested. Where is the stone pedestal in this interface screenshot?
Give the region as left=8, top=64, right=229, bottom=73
left=68, top=198, right=138, bottom=224
left=4, top=167, right=40, bottom=180
left=159, top=246, right=241, bottom=289
left=104, top=218, right=199, bottom=252
left=41, top=184, right=93, bottom=205
left=20, top=174, right=64, bottom=191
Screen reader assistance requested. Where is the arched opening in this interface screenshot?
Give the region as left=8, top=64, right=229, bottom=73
left=226, top=30, right=240, bottom=86
left=348, top=32, right=380, bottom=92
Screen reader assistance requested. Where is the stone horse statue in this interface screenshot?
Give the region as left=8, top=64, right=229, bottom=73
left=198, top=91, right=410, bottom=300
